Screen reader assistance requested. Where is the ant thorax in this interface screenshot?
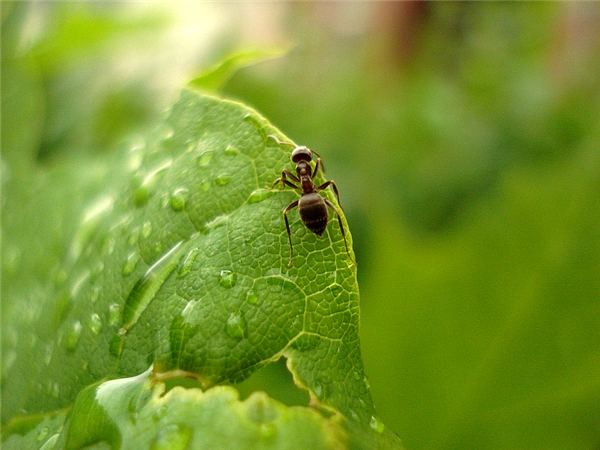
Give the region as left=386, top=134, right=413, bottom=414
left=295, top=161, right=311, bottom=177
left=296, top=161, right=315, bottom=193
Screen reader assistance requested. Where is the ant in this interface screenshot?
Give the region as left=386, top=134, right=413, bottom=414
left=272, top=144, right=350, bottom=266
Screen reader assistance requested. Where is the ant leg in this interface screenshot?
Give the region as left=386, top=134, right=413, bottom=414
left=272, top=170, right=300, bottom=189
left=324, top=199, right=352, bottom=262
left=283, top=200, right=299, bottom=266
left=317, top=180, right=342, bottom=207
left=273, top=178, right=300, bottom=190
left=312, top=150, right=325, bottom=174
left=312, top=157, right=321, bottom=177
left=282, top=169, right=300, bottom=182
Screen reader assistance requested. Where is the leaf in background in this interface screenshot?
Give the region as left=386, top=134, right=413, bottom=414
left=189, top=48, right=288, bottom=92
left=1, top=88, right=402, bottom=448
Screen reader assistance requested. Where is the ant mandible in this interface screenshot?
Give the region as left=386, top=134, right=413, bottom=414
left=272, top=144, right=350, bottom=266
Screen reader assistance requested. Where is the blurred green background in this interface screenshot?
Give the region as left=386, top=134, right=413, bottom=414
left=2, top=2, right=599, bottom=449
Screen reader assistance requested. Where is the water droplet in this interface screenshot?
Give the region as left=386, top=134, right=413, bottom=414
left=200, top=181, right=211, bottom=192
left=133, top=185, right=151, bottom=207
left=196, top=151, right=213, bottom=167
left=181, top=300, right=196, bottom=321
left=169, top=189, right=188, bottom=212
left=219, top=270, right=236, bottom=288
left=224, top=145, right=239, bottom=156
left=206, top=214, right=228, bottom=230
left=313, top=384, right=323, bottom=398
left=246, top=289, right=258, bottom=304
left=248, top=188, right=273, bottom=204
left=178, top=248, right=199, bottom=277
left=109, top=303, right=122, bottom=327
left=119, top=242, right=185, bottom=336
left=349, top=409, right=359, bottom=421
left=122, top=252, right=140, bottom=275
left=129, top=155, right=143, bottom=174
left=225, top=313, right=246, bottom=339
left=142, top=221, right=153, bottom=238
left=370, top=416, right=385, bottom=433
left=363, top=375, right=371, bottom=390
left=36, top=426, right=49, bottom=441
left=88, top=313, right=103, bottom=335
left=39, top=434, right=59, bottom=450
left=128, top=226, right=141, bottom=245
left=65, top=321, right=82, bottom=351
left=214, top=175, right=230, bottom=186
left=150, top=424, right=192, bottom=450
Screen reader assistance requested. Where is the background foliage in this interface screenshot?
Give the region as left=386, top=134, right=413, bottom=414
left=2, top=3, right=600, bottom=449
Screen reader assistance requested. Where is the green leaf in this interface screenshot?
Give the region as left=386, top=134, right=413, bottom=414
left=3, top=369, right=401, bottom=450
left=2, top=88, right=402, bottom=448
left=189, top=48, right=287, bottom=92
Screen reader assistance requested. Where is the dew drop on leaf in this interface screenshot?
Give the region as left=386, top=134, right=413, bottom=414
left=142, top=221, right=153, bottom=238
left=224, top=144, right=239, bottom=156
left=313, top=384, right=323, bottom=398
left=64, top=321, right=82, bottom=351
left=169, top=189, right=188, bottom=212
left=248, top=188, right=273, bottom=204
left=214, top=175, right=231, bottom=186
left=219, top=270, right=236, bottom=288
left=108, top=303, right=122, bottom=327
left=181, top=300, right=196, bottom=321
left=133, top=186, right=151, bottom=207
left=122, top=252, right=140, bottom=275
left=225, top=312, right=245, bottom=339
left=178, top=248, right=199, bottom=278
left=196, top=151, right=213, bottom=167
left=369, top=416, right=385, bottom=433
left=88, top=313, right=103, bottom=335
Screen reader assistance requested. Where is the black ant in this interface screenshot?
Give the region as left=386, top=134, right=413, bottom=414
left=272, top=144, right=350, bottom=266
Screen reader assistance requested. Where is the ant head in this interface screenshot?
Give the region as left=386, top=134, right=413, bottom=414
left=291, top=146, right=312, bottom=163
